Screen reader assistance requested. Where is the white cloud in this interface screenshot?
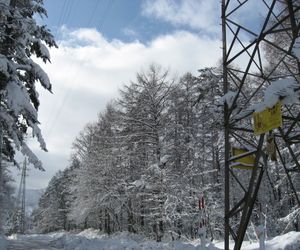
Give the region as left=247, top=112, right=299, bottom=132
left=122, top=27, right=138, bottom=38
left=142, top=0, right=219, bottom=33
left=25, top=27, right=221, bottom=188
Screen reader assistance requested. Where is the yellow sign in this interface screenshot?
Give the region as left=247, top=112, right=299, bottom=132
left=231, top=148, right=255, bottom=170
left=253, top=102, right=282, bottom=135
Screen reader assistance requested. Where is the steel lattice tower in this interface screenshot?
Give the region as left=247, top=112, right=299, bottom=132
left=222, top=0, right=300, bottom=249
left=12, top=158, right=27, bottom=234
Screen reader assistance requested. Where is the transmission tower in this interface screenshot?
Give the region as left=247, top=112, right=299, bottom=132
left=222, top=1, right=300, bottom=249
left=12, top=158, right=27, bottom=234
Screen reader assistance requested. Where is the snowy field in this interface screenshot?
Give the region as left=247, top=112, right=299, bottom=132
left=1, top=229, right=300, bottom=250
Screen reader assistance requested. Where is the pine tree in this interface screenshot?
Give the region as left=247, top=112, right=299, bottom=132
left=69, top=104, right=124, bottom=233
left=0, top=0, right=57, bottom=168
left=119, top=65, right=173, bottom=241
left=33, top=171, right=68, bottom=233
left=0, top=160, right=14, bottom=233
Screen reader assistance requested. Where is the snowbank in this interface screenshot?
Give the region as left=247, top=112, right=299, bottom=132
left=63, top=229, right=210, bottom=250
left=265, top=231, right=300, bottom=250
left=221, top=231, right=300, bottom=250
left=63, top=230, right=300, bottom=250
left=0, top=235, right=7, bottom=250
left=5, top=230, right=300, bottom=250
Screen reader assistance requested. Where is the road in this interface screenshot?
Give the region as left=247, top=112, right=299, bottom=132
left=6, top=234, right=64, bottom=250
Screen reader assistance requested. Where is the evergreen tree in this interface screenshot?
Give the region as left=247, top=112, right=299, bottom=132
left=33, top=170, right=69, bottom=233
left=0, top=0, right=57, bottom=168
left=69, top=104, right=124, bottom=233
left=119, top=65, right=173, bottom=241
left=0, top=160, right=14, bottom=233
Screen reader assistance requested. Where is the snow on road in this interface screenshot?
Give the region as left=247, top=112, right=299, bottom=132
left=3, top=231, right=216, bottom=250
left=6, top=234, right=64, bottom=250
left=2, top=230, right=300, bottom=250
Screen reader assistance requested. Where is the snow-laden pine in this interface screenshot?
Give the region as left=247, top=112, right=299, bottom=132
left=0, top=0, right=56, bottom=169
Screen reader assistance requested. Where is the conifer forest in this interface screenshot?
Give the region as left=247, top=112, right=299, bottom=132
left=0, top=1, right=300, bottom=250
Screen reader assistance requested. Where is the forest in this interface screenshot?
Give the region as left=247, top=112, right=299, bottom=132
left=32, top=66, right=225, bottom=241
left=0, top=0, right=300, bottom=249
left=31, top=64, right=299, bottom=242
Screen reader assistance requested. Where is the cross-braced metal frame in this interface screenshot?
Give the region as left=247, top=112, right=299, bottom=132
left=222, top=1, right=300, bottom=249
left=12, top=159, right=27, bottom=234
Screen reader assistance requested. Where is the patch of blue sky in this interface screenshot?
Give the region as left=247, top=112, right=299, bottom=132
left=42, top=0, right=184, bottom=43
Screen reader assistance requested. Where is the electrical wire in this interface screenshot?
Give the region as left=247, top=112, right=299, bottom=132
left=64, top=0, right=76, bottom=25
left=46, top=0, right=117, bottom=137
left=97, top=0, right=115, bottom=33
left=46, top=0, right=103, bottom=137
left=88, top=0, right=102, bottom=27
left=57, top=0, right=69, bottom=27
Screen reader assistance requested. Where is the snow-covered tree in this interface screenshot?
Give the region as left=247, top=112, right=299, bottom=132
left=33, top=171, right=68, bottom=233
left=0, top=160, right=14, bottom=233
left=69, top=104, right=125, bottom=233
left=34, top=66, right=229, bottom=240
left=119, top=65, right=173, bottom=241
left=0, top=0, right=57, bottom=168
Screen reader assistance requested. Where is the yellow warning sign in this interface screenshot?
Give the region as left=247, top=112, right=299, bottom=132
left=231, top=148, right=255, bottom=170
left=253, top=102, right=282, bottom=135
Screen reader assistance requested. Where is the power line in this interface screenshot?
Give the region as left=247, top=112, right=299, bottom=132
left=57, top=0, right=69, bottom=27
left=45, top=0, right=79, bottom=136
left=97, top=0, right=115, bottom=33
left=57, top=0, right=76, bottom=27
left=88, top=0, right=102, bottom=27
left=64, top=0, right=76, bottom=25
left=46, top=0, right=116, bottom=137
left=60, top=0, right=71, bottom=25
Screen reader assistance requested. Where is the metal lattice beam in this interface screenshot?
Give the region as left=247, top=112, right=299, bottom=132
left=12, top=158, right=27, bottom=234
left=222, top=0, right=300, bottom=249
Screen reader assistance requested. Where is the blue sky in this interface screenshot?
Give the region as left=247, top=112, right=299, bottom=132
left=42, top=0, right=217, bottom=44
left=15, top=0, right=228, bottom=189
left=43, top=0, right=173, bottom=43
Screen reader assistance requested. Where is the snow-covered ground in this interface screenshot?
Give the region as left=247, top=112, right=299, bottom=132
left=1, top=229, right=300, bottom=250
